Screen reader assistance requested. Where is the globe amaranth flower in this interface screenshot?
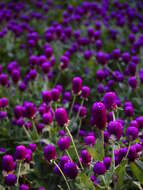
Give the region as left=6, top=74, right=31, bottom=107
left=81, top=86, right=90, bottom=99
left=5, top=174, right=17, bottom=186
left=93, top=161, right=106, bottom=175
left=91, top=102, right=107, bottom=130
left=84, top=135, right=96, bottom=146
left=42, top=112, right=53, bottom=124
left=19, top=184, right=29, bottom=190
left=136, top=116, right=143, bottom=128
left=103, top=157, right=111, bottom=169
left=43, top=144, right=56, bottom=161
left=72, top=76, right=82, bottom=95
left=128, top=146, right=137, bottom=161
left=107, top=121, right=123, bottom=140
left=51, top=88, right=60, bottom=101
left=55, top=108, right=68, bottom=126
left=126, top=126, right=138, bottom=140
left=80, top=149, right=91, bottom=167
left=79, top=106, right=87, bottom=118
left=103, top=92, right=117, bottom=110
left=28, top=143, right=37, bottom=152
left=14, top=105, right=24, bottom=119
left=128, top=76, right=138, bottom=88
left=64, top=161, right=78, bottom=179
left=57, top=136, right=70, bottom=151
left=2, top=154, right=15, bottom=172
left=15, top=145, right=27, bottom=160
left=25, top=149, right=33, bottom=163
left=23, top=102, right=36, bottom=119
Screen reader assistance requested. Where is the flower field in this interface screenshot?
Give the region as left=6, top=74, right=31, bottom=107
left=0, top=0, right=143, bottom=190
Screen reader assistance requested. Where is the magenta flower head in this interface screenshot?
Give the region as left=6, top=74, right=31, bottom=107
left=64, top=161, right=78, bottom=179
left=84, top=135, right=96, bottom=146
left=5, top=174, right=17, bottom=186
left=11, top=69, right=20, bottom=83
left=23, top=102, right=36, bottom=119
left=43, top=144, right=56, bottom=161
left=25, top=149, right=33, bottom=163
left=14, top=105, right=24, bottom=119
left=126, top=126, right=138, bottom=140
left=136, top=116, right=143, bottom=128
left=15, top=145, right=26, bottom=160
left=103, top=92, right=117, bottom=110
left=79, top=106, right=87, bottom=118
left=28, top=143, right=37, bottom=152
left=41, top=62, right=50, bottom=73
left=107, top=121, right=123, bottom=140
left=0, top=73, right=8, bottom=86
left=81, top=86, right=90, bottom=99
left=2, top=154, right=14, bottom=172
left=104, top=157, right=111, bottom=169
left=72, top=76, right=82, bottom=95
left=128, top=146, right=137, bottom=161
left=19, top=184, right=29, bottom=190
left=128, top=76, right=138, bottom=88
left=80, top=149, right=91, bottom=167
left=42, top=90, right=52, bottom=104
left=51, top=88, right=60, bottom=102
left=55, top=108, right=68, bottom=126
left=91, top=102, right=107, bottom=130
left=93, top=161, right=106, bottom=175
left=57, top=136, right=70, bottom=151
left=1, top=97, right=8, bottom=107
left=42, top=112, right=53, bottom=124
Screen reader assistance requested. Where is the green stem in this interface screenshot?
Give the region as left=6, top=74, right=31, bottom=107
left=69, top=95, right=76, bottom=117
left=54, top=71, right=61, bottom=86
left=66, top=150, right=73, bottom=162
left=77, top=119, right=82, bottom=137
left=112, top=111, right=116, bottom=121
left=112, top=141, right=115, bottom=173
left=75, top=99, right=84, bottom=121
left=32, top=119, right=39, bottom=139
left=53, top=160, right=70, bottom=190
left=16, top=161, right=22, bottom=186
left=65, top=126, right=83, bottom=170
left=23, top=126, right=32, bottom=140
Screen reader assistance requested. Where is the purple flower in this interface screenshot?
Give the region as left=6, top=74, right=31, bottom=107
left=80, top=150, right=91, bottom=167
left=64, top=161, right=78, bottom=179
left=84, top=135, right=95, bottom=146
left=128, top=76, right=138, bottom=88
left=43, top=144, right=56, bottom=161
left=19, top=184, right=29, bottom=190
left=103, top=92, right=117, bottom=110
left=136, top=116, right=143, bottom=128
left=23, top=102, right=36, bottom=119
left=55, top=108, right=68, bottom=126
left=42, top=112, right=53, bottom=124
left=0, top=73, right=8, bottom=86
left=28, top=143, right=37, bottom=152
left=81, top=86, right=90, bottom=99
left=104, top=157, right=111, bottom=169
left=2, top=155, right=14, bottom=172
left=126, top=126, right=138, bottom=140
left=14, top=105, right=24, bottom=119
left=72, top=77, right=82, bottom=95
left=93, top=161, right=106, bottom=175
left=15, top=145, right=26, bottom=160
left=51, top=88, right=60, bottom=101
left=91, top=102, right=107, bottom=130
left=128, top=146, right=137, bottom=161
left=107, top=121, right=123, bottom=140
left=42, top=90, right=52, bottom=104
left=5, top=174, right=17, bottom=186
left=57, top=136, right=70, bottom=151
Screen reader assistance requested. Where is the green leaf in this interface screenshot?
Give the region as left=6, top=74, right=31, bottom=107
left=114, top=160, right=127, bottom=190
left=88, top=138, right=104, bottom=161
left=76, top=173, right=96, bottom=190
left=130, top=162, right=143, bottom=184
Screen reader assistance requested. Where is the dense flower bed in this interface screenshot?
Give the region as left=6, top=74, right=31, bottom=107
left=0, top=0, right=143, bottom=190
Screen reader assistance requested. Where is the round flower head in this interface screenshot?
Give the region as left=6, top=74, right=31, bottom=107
left=124, top=106, right=134, bottom=117
left=43, top=144, right=56, bottom=161
left=23, top=102, right=36, bottom=119
left=2, top=154, right=14, bottom=172
left=80, top=149, right=91, bottom=166
left=103, top=92, right=117, bottom=110
left=11, top=69, right=20, bottom=83
left=5, top=174, right=17, bottom=186
left=128, top=76, right=138, bottom=88
left=128, top=146, right=137, bottom=161
left=28, top=143, right=37, bottom=152
left=15, top=145, right=26, bottom=160
left=42, top=112, right=53, bottom=124
left=64, top=161, right=78, bottom=179
left=107, top=121, right=123, bottom=140
left=126, top=126, right=138, bottom=140
left=93, top=161, right=106, bottom=175
left=14, top=105, right=24, bottom=119
left=72, top=76, right=82, bottom=95
left=81, top=86, right=90, bottom=99
left=104, top=157, right=111, bottom=169
left=41, top=62, right=50, bottom=73
left=42, top=90, right=52, bottom=103
left=91, top=102, right=107, bottom=130
left=79, top=106, right=87, bottom=118
left=25, top=149, right=33, bottom=163
left=84, top=135, right=95, bottom=146
left=57, top=136, right=70, bottom=151
left=19, top=184, right=29, bottom=190
left=0, top=73, right=8, bottom=86
left=51, top=88, right=60, bottom=101
left=136, top=116, right=143, bottom=128
left=55, top=108, right=68, bottom=126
